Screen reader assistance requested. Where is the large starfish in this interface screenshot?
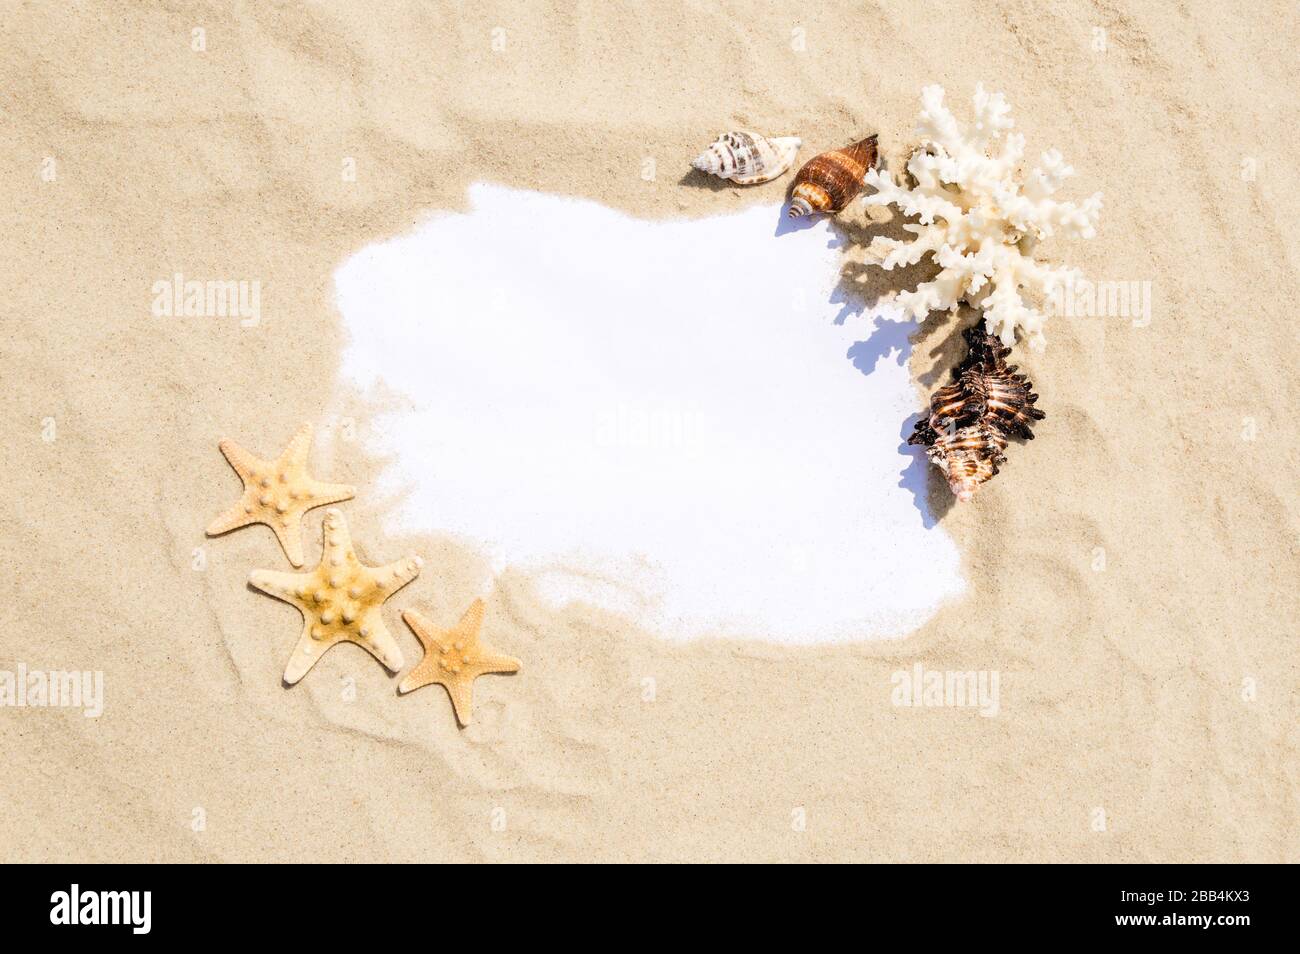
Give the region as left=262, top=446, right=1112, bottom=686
left=249, top=508, right=422, bottom=684
left=207, top=422, right=355, bottom=567
left=398, top=600, right=521, bottom=726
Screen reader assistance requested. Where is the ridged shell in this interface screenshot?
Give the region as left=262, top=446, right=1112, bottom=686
left=787, top=135, right=878, bottom=217
left=908, top=326, right=1045, bottom=502
left=691, top=131, right=802, bottom=185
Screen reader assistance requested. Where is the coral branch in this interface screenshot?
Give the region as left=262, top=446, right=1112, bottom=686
left=862, top=84, right=1102, bottom=350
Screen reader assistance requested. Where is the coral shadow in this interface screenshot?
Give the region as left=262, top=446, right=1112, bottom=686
left=819, top=201, right=971, bottom=526
left=846, top=318, right=914, bottom=373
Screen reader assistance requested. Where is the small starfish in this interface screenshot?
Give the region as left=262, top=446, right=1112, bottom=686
left=398, top=600, right=520, bottom=726
left=249, top=508, right=422, bottom=684
left=207, top=422, right=355, bottom=567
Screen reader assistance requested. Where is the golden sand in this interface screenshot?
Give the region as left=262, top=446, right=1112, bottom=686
left=2, top=2, right=1296, bottom=862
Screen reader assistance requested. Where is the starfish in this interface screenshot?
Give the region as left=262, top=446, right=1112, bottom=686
left=207, top=422, right=355, bottom=567
left=249, top=508, right=422, bottom=684
left=398, top=600, right=520, bottom=726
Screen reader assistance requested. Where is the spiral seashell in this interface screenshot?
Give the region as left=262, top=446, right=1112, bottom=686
left=690, top=131, right=802, bottom=185
left=908, top=326, right=1045, bottom=502
left=787, top=135, right=878, bottom=218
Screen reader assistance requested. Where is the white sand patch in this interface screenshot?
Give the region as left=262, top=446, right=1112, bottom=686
left=333, top=183, right=963, bottom=643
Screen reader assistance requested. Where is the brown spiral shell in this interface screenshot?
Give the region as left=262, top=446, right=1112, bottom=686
left=908, top=326, right=1045, bottom=502
left=787, top=135, right=878, bottom=218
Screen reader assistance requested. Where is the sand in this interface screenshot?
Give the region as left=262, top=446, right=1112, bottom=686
left=2, top=1, right=1297, bottom=863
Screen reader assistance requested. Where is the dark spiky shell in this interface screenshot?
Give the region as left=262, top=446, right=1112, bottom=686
left=787, top=135, right=878, bottom=217
left=908, top=327, right=1045, bottom=501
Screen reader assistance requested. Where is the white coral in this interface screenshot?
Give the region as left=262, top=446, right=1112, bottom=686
left=863, top=84, right=1102, bottom=351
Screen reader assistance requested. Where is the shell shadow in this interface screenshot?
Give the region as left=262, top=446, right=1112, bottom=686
left=678, top=168, right=738, bottom=192
left=897, top=413, right=954, bottom=529
left=772, top=207, right=819, bottom=235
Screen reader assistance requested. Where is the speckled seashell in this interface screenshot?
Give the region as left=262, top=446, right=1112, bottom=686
left=787, top=135, right=878, bottom=217
left=908, top=326, right=1045, bottom=502
left=691, top=131, right=802, bottom=185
